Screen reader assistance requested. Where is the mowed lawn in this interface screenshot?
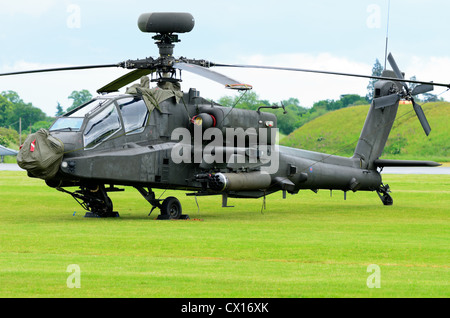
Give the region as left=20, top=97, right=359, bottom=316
left=0, top=171, right=448, bottom=298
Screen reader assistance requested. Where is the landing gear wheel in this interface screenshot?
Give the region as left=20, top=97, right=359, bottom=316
left=376, top=183, right=393, bottom=206
left=135, top=188, right=189, bottom=220
left=161, top=196, right=182, bottom=219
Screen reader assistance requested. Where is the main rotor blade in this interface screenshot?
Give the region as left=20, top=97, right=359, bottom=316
left=373, top=94, right=400, bottom=109
left=173, top=62, right=252, bottom=90
left=97, top=69, right=154, bottom=93
left=412, top=100, right=431, bottom=136
left=211, top=61, right=450, bottom=89
left=0, top=64, right=119, bottom=77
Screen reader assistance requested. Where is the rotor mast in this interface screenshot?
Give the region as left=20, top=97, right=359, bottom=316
left=153, top=34, right=179, bottom=82
left=137, top=12, right=195, bottom=84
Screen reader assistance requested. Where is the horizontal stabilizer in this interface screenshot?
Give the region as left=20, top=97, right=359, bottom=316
left=373, top=159, right=441, bottom=167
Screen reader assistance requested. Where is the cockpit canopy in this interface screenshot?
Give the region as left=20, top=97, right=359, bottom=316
left=49, top=95, right=149, bottom=149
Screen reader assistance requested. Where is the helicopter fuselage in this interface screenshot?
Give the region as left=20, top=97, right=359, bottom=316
left=42, top=88, right=381, bottom=202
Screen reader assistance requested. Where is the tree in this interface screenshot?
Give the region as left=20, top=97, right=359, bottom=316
left=422, top=93, right=440, bottom=103
left=218, top=91, right=263, bottom=110
left=340, top=94, right=368, bottom=107
left=31, top=120, right=52, bottom=133
left=217, top=92, right=369, bottom=136
left=0, top=91, right=48, bottom=132
left=67, top=89, right=93, bottom=112
left=0, top=94, right=14, bottom=127
left=55, top=102, right=64, bottom=116
left=408, top=75, right=418, bottom=92
left=0, top=127, right=21, bottom=147
left=366, top=59, right=383, bottom=103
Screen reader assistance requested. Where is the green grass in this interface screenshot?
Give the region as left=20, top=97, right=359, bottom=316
left=282, top=101, right=450, bottom=162
left=0, top=171, right=448, bottom=297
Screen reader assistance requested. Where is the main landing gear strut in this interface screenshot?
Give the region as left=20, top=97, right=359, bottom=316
left=59, top=185, right=189, bottom=219
left=58, top=184, right=121, bottom=218
left=135, top=187, right=190, bottom=220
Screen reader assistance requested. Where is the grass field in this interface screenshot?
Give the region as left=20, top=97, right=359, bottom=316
left=0, top=171, right=448, bottom=298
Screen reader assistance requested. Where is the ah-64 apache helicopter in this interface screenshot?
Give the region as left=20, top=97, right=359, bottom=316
left=1, top=12, right=447, bottom=219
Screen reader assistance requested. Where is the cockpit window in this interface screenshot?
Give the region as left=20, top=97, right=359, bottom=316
left=83, top=104, right=121, bottom=149
left=69, top=99, right=107, bottom=118
left=49, top=117, right=83, bottom=132
left=49, top=99, right=108, bottom=132
left=117, top=97, right=149, bottom=134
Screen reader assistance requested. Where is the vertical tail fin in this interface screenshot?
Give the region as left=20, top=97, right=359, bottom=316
left=353, top=70, right=401, bottom=169
left=354, top=53, right=436, bottom=169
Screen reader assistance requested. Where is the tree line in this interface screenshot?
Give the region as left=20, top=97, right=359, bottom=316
left=218, top=92, right=368, bottom=135
left=0, top=86, right=368, bottom=147
left=0, top=89, right=92, bottom=147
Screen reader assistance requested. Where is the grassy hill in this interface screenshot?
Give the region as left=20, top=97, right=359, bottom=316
left=281, top=101, right=450, bottom=162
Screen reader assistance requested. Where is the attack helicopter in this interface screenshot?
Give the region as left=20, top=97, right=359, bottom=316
left=1, top=12, right=448, bottom=219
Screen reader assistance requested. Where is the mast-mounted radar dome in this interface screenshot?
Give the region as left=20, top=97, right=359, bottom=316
left=138, top=12, right=195, bottom=34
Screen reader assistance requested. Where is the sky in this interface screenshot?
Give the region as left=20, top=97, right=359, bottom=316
left=0, top=0, right=449, bottom=116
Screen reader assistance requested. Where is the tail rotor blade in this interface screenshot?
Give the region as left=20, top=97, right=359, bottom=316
left=387, top=53, right=409, bottom=90
left=412, top=100, right=431, bottom=136
left=387, top=53, right=404, bottom=80
left=411, top=83, right=434, bottom=96
left=373, top=94, right=400, bottom=109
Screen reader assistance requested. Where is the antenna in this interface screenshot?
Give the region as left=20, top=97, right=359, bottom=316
left=384, top=0, right=391, bottom=70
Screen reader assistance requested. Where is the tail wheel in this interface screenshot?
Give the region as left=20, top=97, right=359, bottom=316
left=161, top=196, right=182, bottom=219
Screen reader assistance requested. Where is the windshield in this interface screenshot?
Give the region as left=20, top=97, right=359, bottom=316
left=50, top=117, right=83, bottom=132
left=49, top=99, right=109, bottom=132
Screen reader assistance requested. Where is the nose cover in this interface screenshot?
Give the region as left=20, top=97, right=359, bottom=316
left=17, top=129, right=64, bottom=180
